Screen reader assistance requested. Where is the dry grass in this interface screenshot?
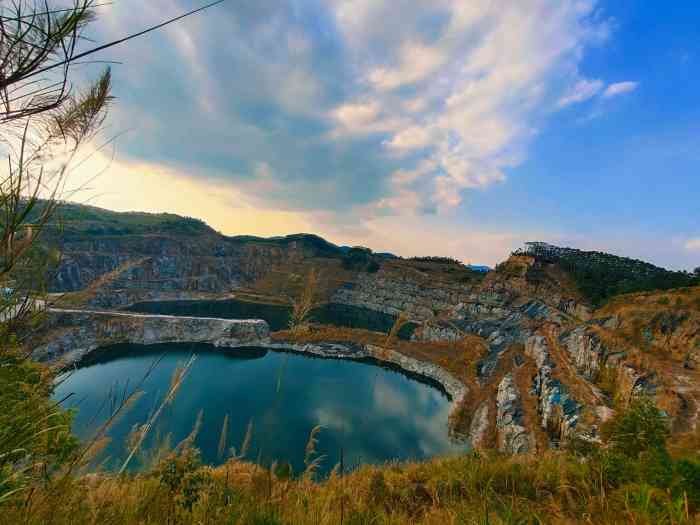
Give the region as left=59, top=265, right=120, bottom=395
left=243, top=258, right=358, bottom=304
left=4, top=447, right=700, bottom=525
left=273, top=325, right=485, bottom=387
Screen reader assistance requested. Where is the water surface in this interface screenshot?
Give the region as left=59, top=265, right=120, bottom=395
left=55, top=343, right=466, bottom=476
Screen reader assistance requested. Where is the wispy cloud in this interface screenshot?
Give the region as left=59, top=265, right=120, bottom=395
left=602, top=81, right=639, bottom=98
left=327, top=0, right=611, bottom=213
left=557, top=79, right=604, bottom=107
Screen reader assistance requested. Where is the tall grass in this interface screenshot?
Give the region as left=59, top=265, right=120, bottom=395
left=4, top=442, right=700, bottom=524
left=119, top=354, right=197, bottom=473
left=288, top=269, right=319, bottom=336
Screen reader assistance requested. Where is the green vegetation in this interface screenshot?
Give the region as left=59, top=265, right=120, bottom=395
left=35, top=201, right=215, bottom=239
left=517, top=242, right=700, bottom=307
left=3, top=398, right=700, bottom=524
left=341, top=247, right=381, bottom=273
left=0, top=350, right=79, bottom=502
left=409, top=256, right=463, bottom=265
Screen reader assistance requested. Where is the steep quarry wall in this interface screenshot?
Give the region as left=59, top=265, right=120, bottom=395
left=331, top=271, right=479, bottom=320
left=525, top=335, right=582, bottom=443
left=496, top=373, right=532, bottom=454
left=32, top=309, right=270, bottom=365
left=52, top=236, right=324, bottom=299
left=42, top=232, right=699, bottom=454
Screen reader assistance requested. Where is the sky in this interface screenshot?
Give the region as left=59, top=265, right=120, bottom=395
left=67, top=0, right=700, bottom=269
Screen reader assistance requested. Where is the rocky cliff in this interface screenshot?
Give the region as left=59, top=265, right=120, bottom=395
left=32, top=309, right=270, bottom=365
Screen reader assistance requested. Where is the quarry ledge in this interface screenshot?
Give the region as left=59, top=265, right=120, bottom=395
left=32, top=308, right=272, bottom=365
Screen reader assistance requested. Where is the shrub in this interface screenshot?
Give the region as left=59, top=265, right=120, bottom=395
left=0, top=352, right=79, bottom=502
left=518, top=243, right=700, bottom=306
left=153, top=447, right=211, bottom=510
left=675, top=459, right=700, bottom=509
left=601, top=398, right=669, bottom=458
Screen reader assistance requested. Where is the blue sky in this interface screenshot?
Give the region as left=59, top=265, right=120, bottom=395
left=71, top=0, right=699, bottom=269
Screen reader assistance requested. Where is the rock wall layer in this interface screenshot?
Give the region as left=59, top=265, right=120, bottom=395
left=32, top=309, right=270, bottom=365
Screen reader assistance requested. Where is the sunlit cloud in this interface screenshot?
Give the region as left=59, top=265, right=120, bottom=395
left=327, top=0, right=611, bottom=212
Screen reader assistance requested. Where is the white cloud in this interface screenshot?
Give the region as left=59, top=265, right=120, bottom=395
left=602, top=81, right=639, bottom=98
left=81, top=0, right=616, bottom=264
left=331, top=101, right=380, bottom=129
left=368, top=41, right=447, bottom=91
left=684, top=238, right=700, bottom=252
left=328, top=0, right=609, bottom=212
left=384, top=126, right=434, bottom=153
left=557, top=78, right=604, bottom=107
left=328, top=101, right=406, bottom=137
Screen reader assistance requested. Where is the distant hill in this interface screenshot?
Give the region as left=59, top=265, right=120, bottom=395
left=39, top=201, right=216, bottom=238
left=31, top=201, right=699, bottom=307
left=515, top=241, right=699, bottom=307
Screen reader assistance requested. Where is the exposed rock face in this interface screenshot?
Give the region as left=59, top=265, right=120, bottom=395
left=496, top=373, right=531, bottom=454
left=32, top=309, right=270, bottom=365
left=31, top=204, right=700, bottom=459
left=525, top=335, right=581, bottom=443
left=559, top=326, right=608, bottom=380
left=332, top=272, right=476, bottom=320
left=468, top=400, right=491, bottom=449
left=52, top=235, right=338, bottom=299
left=618, top=364, right=658, bottom=399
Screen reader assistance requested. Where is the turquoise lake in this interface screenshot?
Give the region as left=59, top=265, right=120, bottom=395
left=54, top=343, right=467, bottom=476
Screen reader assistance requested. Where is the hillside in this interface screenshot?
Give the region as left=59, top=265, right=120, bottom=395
left=516, top=242, right=699, bottom=307
left=11, top=200, right=700, bottom=524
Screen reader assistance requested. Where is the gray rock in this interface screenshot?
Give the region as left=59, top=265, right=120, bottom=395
left=525, top=335, right=581, bottom=443
left=32, top=309, right=270, bottom=365
left=496, top=373, right=531, bottom=454
left=469, top=400, right=491, bottom=448
left=559, top=326, right=607, bottom=380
